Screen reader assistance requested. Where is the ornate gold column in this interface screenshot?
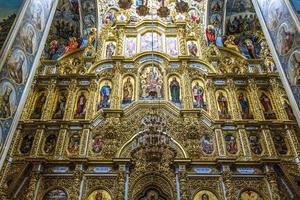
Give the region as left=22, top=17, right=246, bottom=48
left=237, top=127, right=251, bottom=157
left=177, top=28, right=187, bottom=56
left=79, top=128, right=90, bottom=157
left=179, top=170, right=188, bottom=200
left=55, top=127, right=68, bottom=158
left=70, top=165, right=83, bottom=200
left=221, top=165, right=235, bottom=200
left=206, top=79, right=218, bottom=119
left=215, top=128, right=226, bottom=157
left=226, top=79, right=242, bottom=120
left=247, top=79, right=264, bottom=120
left=116, top=28, right=125, bottom=56
left=181, top=61, right=193, bottom=109
left=269, top=79, right=286, bottom=120
left=30, top=128, right=44, bottom=157
left=42, top=79, right=57, bottom=120
left=264, top=165, right=280, bottom=200
left=117, top=167, right=126, bottom=200
left=86, top=79, right=97, bottom=120
left=261, top=128, right=277, bottom=158
left=111, top=62, right=122, bottom=109
left=21, top=81, right=36, bottom=120
left=64, top=79, right=77, bottom=120
left=25, top=164, right=41, bottom=200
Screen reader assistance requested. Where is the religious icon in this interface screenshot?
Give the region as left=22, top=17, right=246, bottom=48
left=106, top=42, right=116, bottom=59
left=267, top=1, right=285, bottom=31
left=193, top=190, right=218, bottom=200
left=277, top=23, right=295, bottom=55
left=249, top=135, right=263, bottom=155
left=52, top=92, right=67, bottom=119
left=201, top=134, right=214, bottom=154
left=273, top=134, right=288, bottom=155
left=104, top=10, right=116, bottom=25
left=283, top=101, right=296, bottom=120
left=74, top=92, right=87, bottom=119
left=245, top=39, right=256, bottom=59
left=193, top=82, right=205, bottom=108
left=217, top=91, right=231, bottom=119
left=7, top=49, right=27, bottom=84
left=124, top=37, right=137, bottom=57
left=140, top=66, right=163, bottom=99
left=289, top=51, right=300, bottom=86
left=225, top=134, right=238, bottom=154
left=43, top=189, right=67, bottom=200
left=259, top=92, right=276, bottom=119
left=122, top=77, right=134, bottom=105
left=210, top=14, right=221, bottom=26
left=64, top=37, right=79, bottom=53
left=206, top=25, right=216, bottom=45
left=20, top=23, right=37, bottom=54
left=68, top=134, right=81, bottom=154
left=0, top=86, right=13, bottom=119
left=141, top=32, right=162, bottom=52
left=169, top=77, right=181, bottom=104
left=86, top=190, right=112, bottom=200
left=20, top=134, right=34, bottom=154
left=187, top=41, right=198, bottom=57
left=211, top=0, right=222, bottom=12
left=238, top=92, right=253, bottom=119
left=31, top=92, right=47, bottom=119
left=166, top=37, right=178, bottom=57
left=99, top=81, right=112, bottom=109
left=92, top=136, right=104, bottom=153
left=44, top=134, right=57, bottom=154
left=240, top=190, right=263, bottom=200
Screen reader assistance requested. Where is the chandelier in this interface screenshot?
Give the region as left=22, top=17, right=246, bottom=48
left=131, top=111, right=177, bottom=163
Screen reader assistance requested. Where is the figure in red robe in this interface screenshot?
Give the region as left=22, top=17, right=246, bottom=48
left=75, top=93, right=86, bottom=119
left=206, top=25, right=216, bottom=45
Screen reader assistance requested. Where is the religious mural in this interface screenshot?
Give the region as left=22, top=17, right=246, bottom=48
left=140, top=66, right=163, bottom=100
left=20, top=134, right=34, bottom=154
left=193, top=190, right=219, bottom=200
left=225, top=134, right=238, bottom=155
left=248, top=133, right=263, bottom=155
left=169, top=76, right=181, bottom=106
left=52, top=91, right=67, bottom=119
left=43, top=134, right=57, bottom=155
left=43, top=189, right=67, bottom=200
left=141, top=32, right=163, bottom=52
left=67, top=134, right=81, bottom=155
left=0, top=0, right=23, bottom=50
left=166, top=37, right=178, bottom=57
left=86, top=190, right=112, bottom=200
left=74, top=91, right=87, bottom=119
left=122, top=76, right=134, bottom=106
left=124, top=37, right=137, bottom=58
left=216, top=90, right=231, bottom=119
left=192, top=80, right=206, bottom=109
left=99, top=80, right=112, bottom=109
left=31, top=92, right=47, bottom=119
left=92, top=135, right=104, bottom=154
left=237, top=91, right=253, bottom=119
left=200, top=134, right=214, bottom=155
left=256, top=0, right=300, bottom=113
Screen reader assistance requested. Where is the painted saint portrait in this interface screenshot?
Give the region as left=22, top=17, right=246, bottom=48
left=20, top=23, right=37, bottom=54
left=124, top=37, right=136, bottom=57
left=68, top=134, right=81, bottom=155
left=288, top=50, right=300, bottom=86
left=210, top=14, right=222, bottom=27
left=166, top=37, right=178, bottom=57
left=238, top=91, right=253, bottom=119
left=193, top=190, right=218, bottom=200
left=43, top=189, right=67, bottom=200
left=52, top=91, right=67, bottom=119
left=44, top=134, right=57, bottom=154
left=273, top=134, right=288, bottom=155
left=201, top=134, right=214, bottom=155
left=99, top=80, right=112, bottom=109
left=104, top=10, right=116, bottom=25
left=92, top=135, right=104, bottom=153
left=276, top=23, right=295, bottom=55
left=122, top=76, right=134, bottom=105
left=249, top=135, right=263, bottom=155
left=187, top=41, right=198, bottom=57
left=31, top=92, right=47, bottom=119
left=267, top=0, right=287, bottom=31
left=86, top=190, right=112, bottom=200
left=30, top=0, right=45, bottom=31
left=211, top=0, right=222, bottom=12
left=20, top=134, right=34, bottom=154
left=7, top=48, right=27, bottom=84
left=240, top=190, right=263, bottom=200
left=169, top=76, right=181, bottom=105
left=105, top=42, right=116, bottom=59
left=259, top=92, right=276, bottom=119
left=74, top=92, right=87, bottom=119
left=141, top=32, right=162, bottom=52
left=0, top=81, right=17, bottom=119
left=225, top=134, right=238, bottom=155
left=192, top=81, right=205, bottom=109
left=283, top=101, right=296, bottom=120
left=217, top=91, right=231, bottom=119
left=140, top=66, right=163, bottom=100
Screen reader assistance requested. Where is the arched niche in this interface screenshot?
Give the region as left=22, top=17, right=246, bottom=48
left=42, top=188, right=68, bottom=200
